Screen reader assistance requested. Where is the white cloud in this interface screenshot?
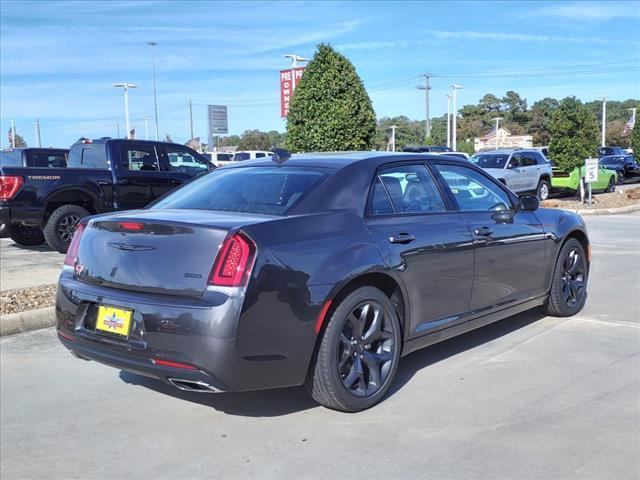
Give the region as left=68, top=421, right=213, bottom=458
left=527, top=2, right=640, bottom=22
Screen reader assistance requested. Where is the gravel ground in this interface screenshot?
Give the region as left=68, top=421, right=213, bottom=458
left=543, top=186, right=640, bottom=210
left=0, top=284, right=57, bottom=315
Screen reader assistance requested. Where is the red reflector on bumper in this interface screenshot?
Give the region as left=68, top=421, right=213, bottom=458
left=152, top=358, right=198, bottom=370
left=314, top=299, right=333, bottom=334
left=58, top=330, right=74, bottom=341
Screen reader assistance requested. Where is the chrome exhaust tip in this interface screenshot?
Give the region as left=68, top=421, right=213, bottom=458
left=168, top=378, right=221, bottom=393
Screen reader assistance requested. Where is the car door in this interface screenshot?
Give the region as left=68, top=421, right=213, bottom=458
left=433, top=162, right=549, bottom=316
left=115, top=142, right=167, bottom=210
left=158, top=145, right=210, bottom=198
left=505, top=153, right=527, bottom=192
left=364, top=163, right=475, bottom=338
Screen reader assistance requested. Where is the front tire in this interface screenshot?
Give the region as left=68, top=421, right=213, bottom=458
left=7, top=224, right=45, bottom=246
left=43, top=205, right=89, bottom=253
left=537, top=179, right=551, bottom=200
left=545, top=238, right=588, bottom=317
left=305, top=286, right=402, bottom=412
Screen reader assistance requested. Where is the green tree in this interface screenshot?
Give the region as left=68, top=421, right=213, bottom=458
left=375, top=116, right=423, bottom=150
left=630, top=118, right=640, bottom=158
left=238, top=129, right=270, bottom=150
left=530, top=98, right=559, bottom=146
left=548, top=97, right=599, bottom=171
left=286, top=44, right=376, bottom=151
left=7, top=128, right=27, bottom=148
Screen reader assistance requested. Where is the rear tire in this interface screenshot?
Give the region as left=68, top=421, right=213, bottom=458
left=7, top=224, right=45, bottom=246
left=617, top=172, right=624, bottom=185
left=537, top=179, right=551, bottom=200
left=605, top=176, right=616, bottom=193
left=0, top=223, right=8, bottom=238
left=43, top=205, right=89, bottom=253
left=545, top=238, right=588, bottom=317
left=305, top=286, right=402, bottom=412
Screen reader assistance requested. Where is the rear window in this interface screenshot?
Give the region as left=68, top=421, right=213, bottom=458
left=68, top=145, right=109, bottom=169
left=152, top=166, right=328, bottom=215
left=0, top=150, right=22, bottom=166
left=470, top=154, right=509, bottom=169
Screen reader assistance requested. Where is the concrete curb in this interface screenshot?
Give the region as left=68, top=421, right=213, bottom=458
left=0, top=307, right=55, bottom=337
left=568, top=203, right=640, bottom=216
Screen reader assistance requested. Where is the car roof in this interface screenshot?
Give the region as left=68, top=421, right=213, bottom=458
left=224, top=151, right=468, bottom=170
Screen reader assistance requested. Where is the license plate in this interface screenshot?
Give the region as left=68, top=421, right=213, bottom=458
left=95, top=305, right=132, bottom=338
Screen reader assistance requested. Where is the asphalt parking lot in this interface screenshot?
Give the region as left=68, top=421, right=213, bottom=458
left=1, top=212, right=639, bottom=480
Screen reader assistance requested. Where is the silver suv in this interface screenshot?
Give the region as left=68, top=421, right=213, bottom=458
left=470, top=149, right=553, bottom=200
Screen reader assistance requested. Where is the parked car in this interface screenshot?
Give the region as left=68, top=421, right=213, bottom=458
left=403, top=145, right=451, bottom=153
left=470, top=149, right=553, bottom=200
left=1, top=148, right=69, bottom=168
left=550, top=162, right=617, bottom=194
left=431, top=151, right=470, bottom=161
left=233, top=151, right=274, bottom=161
left=56, top=151, right=589, bottom=412
left=598, top=146, right=627, bottom=158
left=599, top=155, right=640, bottom=183
left=203, top=151, right=235, bottom=167
left=0, top=138, right=212, bottom=252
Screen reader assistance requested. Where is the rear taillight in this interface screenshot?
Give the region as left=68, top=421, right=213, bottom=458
left=0, top=176, right=23, bottom=200
left=64, top=223, right=86, bottom=266
left=208, top=232, right=256, bottom=287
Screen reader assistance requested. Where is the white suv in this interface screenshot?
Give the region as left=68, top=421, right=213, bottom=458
left=470, top=149, right=553, bottom=200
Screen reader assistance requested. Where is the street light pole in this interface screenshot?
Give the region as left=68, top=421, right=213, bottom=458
left=450, top=84, right=463, bottom=151
left=493, top=117, right=503, bottom=150
left=148, top=41, right=159, bottom=141
left=113, top=83, right=137, bottom=139
left=35, top=118, right=42, bottom=147
left=446, top=94, right=451, bottom=149
left=599, top=96, right=608, bottom=147
left=389, top=125, right=398, bottom=152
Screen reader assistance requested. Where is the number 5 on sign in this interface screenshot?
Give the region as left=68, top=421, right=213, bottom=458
left=585, top=158, right=599, bottom=183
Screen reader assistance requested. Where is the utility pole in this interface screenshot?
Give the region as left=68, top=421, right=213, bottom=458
left=599, top=96, right=608, bottom=147
left=189, top=99, right=194, bottom=140
left=493, top=117, right=503, bottom=150
left=35, top=118, right=42, bottom=147
left=416, top=73, right=432, bottom=141
left=450, top=84, right=463, bottom=151
left=148, top=41, right=160, bottom=141
left=628, top=107, right=637, bottom=129
left=143, top=117, right=150, bottom=140
left=116, top=123, right=120, bottom=138
left=389, top=125, right=398, bottom=152
left=10, top=120, right=16, bottom=149
left=446, top=94, right=451, bottom=149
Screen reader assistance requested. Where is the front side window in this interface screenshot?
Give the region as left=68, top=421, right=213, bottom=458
left=152, top=166, right=328, bottom=215
left=436, top=164, right=512, bottom=212
left=121, top=145, right=158, bottom=171
left=370, top=164, right=446, bottom=214
left=164, top=147, right=208, bottom=173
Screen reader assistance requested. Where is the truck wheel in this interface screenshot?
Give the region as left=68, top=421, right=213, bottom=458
left=7, top=225, right=45, bottom=246
left=536, top=179, right=550, bottom=200
left=605, top=176, right=616, bottom=193
left=43, top=205, right=89, bottom=253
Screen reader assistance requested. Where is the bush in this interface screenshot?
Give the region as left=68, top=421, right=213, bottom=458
left=286, top=44, right=376, bottom=152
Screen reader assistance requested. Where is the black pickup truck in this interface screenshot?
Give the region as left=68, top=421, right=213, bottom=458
left=0, top=138, right=212, bottom=252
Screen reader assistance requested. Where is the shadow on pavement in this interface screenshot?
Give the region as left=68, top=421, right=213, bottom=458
left=120, top=308, right=547, bottom=416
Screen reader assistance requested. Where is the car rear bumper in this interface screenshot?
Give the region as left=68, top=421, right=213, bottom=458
left=56, top=269, right=326, bottom=392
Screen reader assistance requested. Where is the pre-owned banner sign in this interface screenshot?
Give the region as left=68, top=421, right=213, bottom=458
left=280, top=67, right=305, bottom=118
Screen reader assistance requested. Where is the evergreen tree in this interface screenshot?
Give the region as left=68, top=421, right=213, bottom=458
left=548, top=97, right=599, bottom=171
left=286, top=44, right=376, bottom=152
left=630, top=118, right=640, bottom=159
left=7, top=127, right=27, bottom=148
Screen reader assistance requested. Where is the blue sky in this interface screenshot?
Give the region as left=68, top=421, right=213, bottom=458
left=1, top=0, right=639, bottom=148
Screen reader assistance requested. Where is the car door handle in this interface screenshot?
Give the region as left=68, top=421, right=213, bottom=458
left=474, top=226, right=493, bottom=236
left=389, top=233, right=416, bottom=244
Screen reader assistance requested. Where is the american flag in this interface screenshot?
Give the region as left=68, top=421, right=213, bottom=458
left=623, top=116, right=635, bottom=135
left=482, top=127, right=497, bottom=140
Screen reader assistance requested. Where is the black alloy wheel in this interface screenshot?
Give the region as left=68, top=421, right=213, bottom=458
left=43, top=204, right=90, bottom=253
left=306, top=286, right=402, bottom=412
left=545, top=238, right=588, bottom=317
left=337, top=301, right=395, bottom=397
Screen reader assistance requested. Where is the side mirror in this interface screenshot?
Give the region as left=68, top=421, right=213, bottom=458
left=519, top=194, right=539, bottom=211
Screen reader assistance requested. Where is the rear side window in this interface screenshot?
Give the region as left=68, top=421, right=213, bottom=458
left=234, top=152, right=251, bottom=161
left=0, top=150, right=22, bottom=166
left=370, top=164, right=446, bottom=214
left=152, top=167, right=328, bottom=215
left=163, top=146, right=208, bottom=173
left=520, top=153, right=537, bottom=167
left=121, top=144, right=159, bottom=171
